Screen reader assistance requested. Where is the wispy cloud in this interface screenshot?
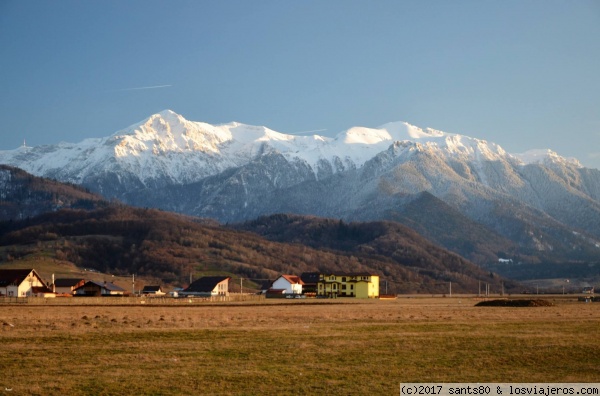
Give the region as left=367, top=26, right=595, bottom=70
left=107, top=84, right=173, bottom=92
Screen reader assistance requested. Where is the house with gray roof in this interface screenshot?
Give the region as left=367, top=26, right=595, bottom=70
left=73, top=280, right=125, bottom=296
left=183, top=276, right=230, bottom=297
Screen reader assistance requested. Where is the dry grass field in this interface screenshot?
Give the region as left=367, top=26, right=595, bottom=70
left=0, top=297, right=599, bottom=395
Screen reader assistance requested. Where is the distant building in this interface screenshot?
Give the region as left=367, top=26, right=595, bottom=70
left=317, top=272, right=379, bottom=298
left=0, top=269, right=53, bottom=297
left=73, top=281, right=125, bottom=296
left=183, top=276, right=230, bottom=297
left=300, top=272, right=319, bottom=294
left=53, top=278, right=86, bottom=295
left=141, top=285, right=165, bottom=296
left=271, top=275, right=304, bottom=295
left=582, top=287, right=595, bottom=294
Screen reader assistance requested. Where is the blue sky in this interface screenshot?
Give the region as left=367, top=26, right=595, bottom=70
left=1, top=0, right=599, bottom=168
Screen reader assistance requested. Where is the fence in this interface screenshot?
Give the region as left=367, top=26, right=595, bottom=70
left=0, top=293, right=266, bottom=305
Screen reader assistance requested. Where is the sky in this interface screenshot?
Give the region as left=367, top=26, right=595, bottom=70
left=1, top=0, right=599, bottom=168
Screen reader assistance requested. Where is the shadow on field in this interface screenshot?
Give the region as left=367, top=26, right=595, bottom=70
left=475, top=299, right=554, bottom=307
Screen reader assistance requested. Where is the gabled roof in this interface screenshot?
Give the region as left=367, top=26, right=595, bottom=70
left=279, top=275, right=304, bottom=285
left=0, top=269, right=37, bottom=287
left=184, top=276, right=230, bottom=293
left=74, top=280, right=125, bottom=292
left=54, top=278, right=85, bottom=287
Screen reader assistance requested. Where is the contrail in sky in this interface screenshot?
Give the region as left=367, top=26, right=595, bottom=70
left=108, top=84, right=173, bottom=92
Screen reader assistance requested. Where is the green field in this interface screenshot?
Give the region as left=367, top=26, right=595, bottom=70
left=1, top=298, right=599, bottom=395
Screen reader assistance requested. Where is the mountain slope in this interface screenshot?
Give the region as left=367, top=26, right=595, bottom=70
left=234, top=213, right=520, bottom=293
left=1, top=110, right=599, bottom=266
left=0, top=165, right=106, bottom=221
left=0, top=206, right=512, bottom=293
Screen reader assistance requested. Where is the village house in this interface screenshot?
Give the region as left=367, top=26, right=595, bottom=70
left=300, top=272, right=319, bottom=294
left=0, top=269, right=54, bottom=298
left=141, top=285, right=166, bottom=296
left=183, top=276, right=230, bottom=297
left=73, top=280, right=125, bottom=296
left=316, top=272, right=380, bottom=299
left=271, top=275, right=304, bottom=295
left=53, top=278, right=86, bottom=295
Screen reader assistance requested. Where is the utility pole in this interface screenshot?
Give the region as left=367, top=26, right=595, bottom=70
left=240, top=278, right=243, bottom=294
left=132, top=274, right=135, bottom=295
left=449, top=281, right=452, bottom=297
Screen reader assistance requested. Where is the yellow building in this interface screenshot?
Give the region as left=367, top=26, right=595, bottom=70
left=316, top=272, right=379, bottom=298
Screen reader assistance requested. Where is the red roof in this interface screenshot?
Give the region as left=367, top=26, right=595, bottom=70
left=280, top=275, right=304, bottom=285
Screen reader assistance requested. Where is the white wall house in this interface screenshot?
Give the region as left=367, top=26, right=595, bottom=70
left=272, top=275, right=304, bottom=295
left=0, top=269, right=53, bottom=297
left=183, top=276, right=230, bottom=297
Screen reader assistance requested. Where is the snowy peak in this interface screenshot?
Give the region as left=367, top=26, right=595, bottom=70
left=379, top=121, right=445, bottom=140
left=515, top=149, right=583, bottom=168
left=112, top=110, right=233, bottom=156
left=111, top=110, right=324, bottom=158
left=333, top=121, right=510, bottom=164
left=335, top=122, right=443, bottom=146
left=0, top=109, right=589, bottom=192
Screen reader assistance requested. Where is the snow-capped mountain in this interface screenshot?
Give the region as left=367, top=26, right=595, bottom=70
left=1, top=110, right=540, bottom=191
left=2, top=110, right=600, bottom=264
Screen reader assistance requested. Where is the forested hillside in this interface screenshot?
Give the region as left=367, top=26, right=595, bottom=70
left=0, top=206, right=515, bottom=293
left=0, top=165, right=106, bottom=221
left=234, top=213, right=518, bottom=292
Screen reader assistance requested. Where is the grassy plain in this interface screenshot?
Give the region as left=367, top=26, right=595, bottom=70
left=0, top=297, right=599, bottom=395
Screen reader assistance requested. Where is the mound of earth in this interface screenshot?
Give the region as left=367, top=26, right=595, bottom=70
left=475, top=299, right=554, bottom=307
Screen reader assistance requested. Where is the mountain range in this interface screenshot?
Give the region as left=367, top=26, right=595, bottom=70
left=0, top=167, right=508, bottom=293
left=2, top=110, right=599, bottom=270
